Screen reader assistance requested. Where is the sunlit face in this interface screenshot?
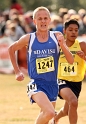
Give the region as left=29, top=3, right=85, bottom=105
left=33, top=10, right=51, bottom=31
left=64, top=24, right=79, bottom=41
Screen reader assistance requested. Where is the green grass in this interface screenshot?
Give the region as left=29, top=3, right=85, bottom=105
left=0, top=74, right=86, bottom=124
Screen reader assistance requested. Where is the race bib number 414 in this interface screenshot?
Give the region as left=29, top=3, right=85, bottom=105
left=36, top=56, right=55, bottom=74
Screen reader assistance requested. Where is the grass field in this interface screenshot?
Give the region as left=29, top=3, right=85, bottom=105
left=0, top=74, right=86, bottom=124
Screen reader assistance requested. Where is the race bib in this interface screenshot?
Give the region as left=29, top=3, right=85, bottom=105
left=36, top=56, right=55, bottom=74
left=27, top=83, right=37, bottom=93
left=61, top=62, right=77, bottom=76
left=58, top=80, right=66, bottom=85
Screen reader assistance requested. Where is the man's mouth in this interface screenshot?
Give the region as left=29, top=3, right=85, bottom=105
left=41, top=25, right=46, bottom=27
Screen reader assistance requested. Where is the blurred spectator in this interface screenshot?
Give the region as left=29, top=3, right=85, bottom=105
left=68, top=9, right=77, bottom=17
left=10, top=0, right=23, bottom=15
left=18, top=14, right=27, bottom=33
left=0, top=24, right=14, bottom=74
left=5, top=20, right=12, bottom=36
left=53, top=23, right=63, bottom=33
left=7, top=15, right=28, bottom=74
left=0, top=12, right=6, bottom=29
left=81, top=15, right=86, bottom=35
left=70, top=14, right=81, bottom=21
left=2, top=9, right=9, bottom=21
left=52, top=15, right=63, bottom=33
left=9, top=8, right=19, bottom=20
left=50, top=14, right=62, bottom=30
left=8, top=14, right=25, bottom=41
left=24, top=11, right=33, bottom=24
left=78, top=8, right=86, bottom=19
left=24, top=23, right=36, bottom=33
left=58, top=8, right=68, bottom=19
left=5, top=13, right=28, bottom=75
left=63, top=14, right=70, bottom=23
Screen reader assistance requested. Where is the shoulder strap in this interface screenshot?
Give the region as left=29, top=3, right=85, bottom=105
left=50, top=31, right=60, bottom=53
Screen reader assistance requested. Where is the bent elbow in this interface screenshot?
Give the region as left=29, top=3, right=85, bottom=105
left=8, top=44, right=15, bottom=55
left=8, top=45, right=12, bottom=53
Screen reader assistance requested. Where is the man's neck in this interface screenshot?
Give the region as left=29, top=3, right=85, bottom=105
left=36, top=30, right=49, bottom=42
left=65, top=39, right=75, bottom=47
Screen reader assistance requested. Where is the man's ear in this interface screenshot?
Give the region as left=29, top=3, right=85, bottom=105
left=33, top=19, right=36, bottom=25
left=49, top=18, right=51, bottom=23
left=63, top=28, right=65, bottom=34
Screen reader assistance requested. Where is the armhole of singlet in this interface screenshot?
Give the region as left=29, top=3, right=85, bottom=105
left=27, top=33, right=31, bottom=50
left=50, top=31, right=60, bottom=54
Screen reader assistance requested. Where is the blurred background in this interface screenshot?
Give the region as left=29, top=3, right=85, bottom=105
left=0, top=0, right=86, bottom=12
